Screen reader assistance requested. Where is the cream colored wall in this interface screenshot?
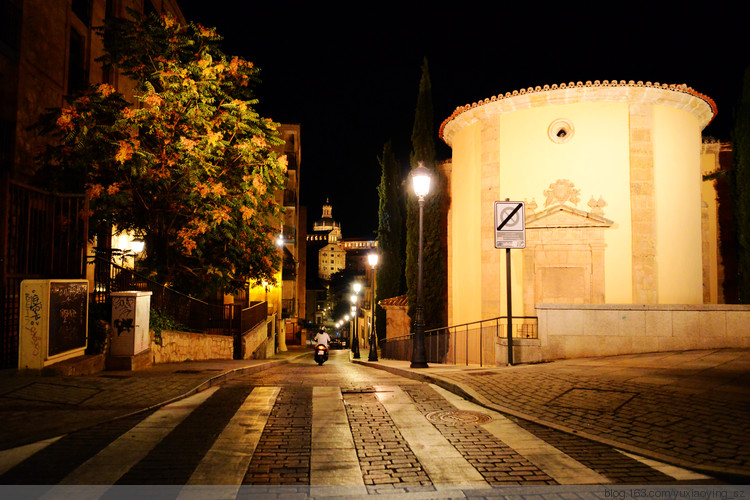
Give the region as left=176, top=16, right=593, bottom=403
left=446, top=85, right=714, bottom=329
left=700, top=148, right=720, bottom=304
left=450, top=122, right=483, bottom=325
left=653, top=106, right=703, bottom=304
left=497, top=102, right=633, bottom=308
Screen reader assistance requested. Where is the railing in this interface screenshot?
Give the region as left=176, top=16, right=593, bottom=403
left=1, top=179, right=87, bottom=369
left=91, top=256, right=267, bottom=337
left=380, top=315, right=538, bottom=366
left=241, top=301, right=268, bottom=333
left=281, top=298, right=295, bottom=318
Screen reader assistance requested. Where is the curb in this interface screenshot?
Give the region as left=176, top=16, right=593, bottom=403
left=352, top=358, right=750, bottom=482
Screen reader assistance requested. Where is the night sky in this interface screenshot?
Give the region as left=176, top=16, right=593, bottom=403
left=177, top=1, right=747, bottom=238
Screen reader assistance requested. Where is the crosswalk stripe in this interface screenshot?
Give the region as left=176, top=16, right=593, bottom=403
left=0, top=436, right=62, bottom=476
left=56, top=386, right=220, bottom=486
left=430, top=384, right=609, bottom=485
left=618, top=450, right=713, bottom=481
left=4, top=382, right=692, bottom=488
left=183, top=386, right=280, bottom=489
left=311, top=386, right=364, bottom=487
left=375, top=385, right=488, bottom=486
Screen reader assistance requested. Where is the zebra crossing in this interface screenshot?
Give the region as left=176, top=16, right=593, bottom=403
left=0, top=383, right=712, bottom=490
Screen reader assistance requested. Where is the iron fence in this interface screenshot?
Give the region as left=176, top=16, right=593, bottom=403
left=1, top=179, right=87, bottom=369
left=91, top=256, right=267, bottom=337
left=380, top=315, right=538, bottom=366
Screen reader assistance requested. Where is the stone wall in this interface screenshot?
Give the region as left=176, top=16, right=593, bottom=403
left=150, top=329, right=233, bottom=364
left=241, top=317, right=274, bottom=359
left=148, top=313, right=276, bottom=364
left=531, top=304, right=750, bottom=361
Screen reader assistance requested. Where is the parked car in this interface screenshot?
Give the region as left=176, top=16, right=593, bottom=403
left=329, top=338, right=343, bottom=350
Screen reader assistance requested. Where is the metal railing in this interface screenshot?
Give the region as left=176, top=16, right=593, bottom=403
left=91, top=256, right=267, bottom=337
left=1, top=179, right=87, bottom=369
left=380, top=315, right=538, bottom=366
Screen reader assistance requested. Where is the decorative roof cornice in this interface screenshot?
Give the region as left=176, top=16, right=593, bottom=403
left=378, top=294, right=408, bottom=308
left=439, top=80, right=717, bottom=146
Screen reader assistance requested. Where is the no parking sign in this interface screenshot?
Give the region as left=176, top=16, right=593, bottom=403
left=494, top=201, right=525, bottom=249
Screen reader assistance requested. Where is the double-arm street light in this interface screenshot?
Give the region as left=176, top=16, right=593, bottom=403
left=367, top=252, right=379, bottom=361
left=411, top=162, right=431, bottom=368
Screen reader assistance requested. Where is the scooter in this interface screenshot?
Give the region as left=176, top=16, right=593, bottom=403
left=314, top=344, right=329, bottom=365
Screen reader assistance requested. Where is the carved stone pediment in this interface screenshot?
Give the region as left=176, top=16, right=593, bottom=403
left=526, top=204, right=613, bottom=228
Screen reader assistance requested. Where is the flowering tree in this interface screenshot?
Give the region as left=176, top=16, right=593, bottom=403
left=37, top=11, right=287, bottom=296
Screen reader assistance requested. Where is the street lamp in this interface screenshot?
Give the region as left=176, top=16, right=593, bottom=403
left=367, top=252, right=379, bottom=361
left=350, top=287, right=360, bottom=359
left=411, top=162, right=431, bottom=368
left=128, top=238, right=145, bottom=271
left=130, top=239, right=145, bottom=255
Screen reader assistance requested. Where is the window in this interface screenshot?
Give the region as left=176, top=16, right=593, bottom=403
left=71, top=0, right=91, bottom=25
left=67, top=29, right=88, bottom=94
left=548, top=119, right=574, bottom=144
left=0, top=1, right=21, bottom=53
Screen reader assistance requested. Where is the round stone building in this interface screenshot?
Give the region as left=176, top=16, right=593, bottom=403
left=439, top=80, right=717, bottom=328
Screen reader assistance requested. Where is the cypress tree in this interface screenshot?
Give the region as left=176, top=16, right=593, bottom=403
left=375, top=141, right=404, bottom=339
left=731, top=66, right=750, bottom=303
left=406, top=58, right=447, bottom=330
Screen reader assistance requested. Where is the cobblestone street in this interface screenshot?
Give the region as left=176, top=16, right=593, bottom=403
left=4, top=349, right=743, bottom=496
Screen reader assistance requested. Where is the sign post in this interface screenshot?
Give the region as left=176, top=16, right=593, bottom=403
left=494, top=201, right=525, bottom=365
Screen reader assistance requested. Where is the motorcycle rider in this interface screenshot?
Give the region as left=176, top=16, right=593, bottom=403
left=313, top=327, right=331, bottom=348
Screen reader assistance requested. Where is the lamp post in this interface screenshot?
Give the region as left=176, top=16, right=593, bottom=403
left=350, top=283, right=361, bottom=358
left=130, top=238, right=144, bottom=272
left=411, top=162, right=431, bottom=368
left=367, top=252, right=379, bottom=361
left=343, top=314, right=350, bottom=347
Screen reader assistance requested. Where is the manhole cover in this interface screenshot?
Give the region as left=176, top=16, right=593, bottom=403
left=426, top=409, right=493, bottom=426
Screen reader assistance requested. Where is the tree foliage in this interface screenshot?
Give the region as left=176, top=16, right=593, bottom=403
left=405, top=58, right=447, bottom=330
left=35, top=11, right=287, bottom=297
left=731, top=66, right=750, bottom=303
left=375, top=140, right=404, bottom=338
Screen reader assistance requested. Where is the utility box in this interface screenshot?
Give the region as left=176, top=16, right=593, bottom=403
left=19, top=280, right=89, bottom=370
left=110, top=291, right=152, bottom=356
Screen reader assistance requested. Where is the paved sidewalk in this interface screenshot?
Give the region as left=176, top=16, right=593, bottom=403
left=0, top=346, right=310, bottom=451
left=354, top=348, right=750, bottom=481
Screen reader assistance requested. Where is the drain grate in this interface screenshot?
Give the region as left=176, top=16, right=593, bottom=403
left=341, top=388, right=376, bottom=394
left=426, top=409, right=493, bottom=426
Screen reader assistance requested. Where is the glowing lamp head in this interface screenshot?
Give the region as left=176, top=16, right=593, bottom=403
left=352, top=282, right=362, bottom=294
left=411, top=162, right=431, bottom=199
left=130, top=239, right=145, bottom=254
left=367, top=252, right=379, bottom=268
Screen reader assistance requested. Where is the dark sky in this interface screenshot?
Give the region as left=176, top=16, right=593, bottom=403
left=177, top=1, right=747, bottom=238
